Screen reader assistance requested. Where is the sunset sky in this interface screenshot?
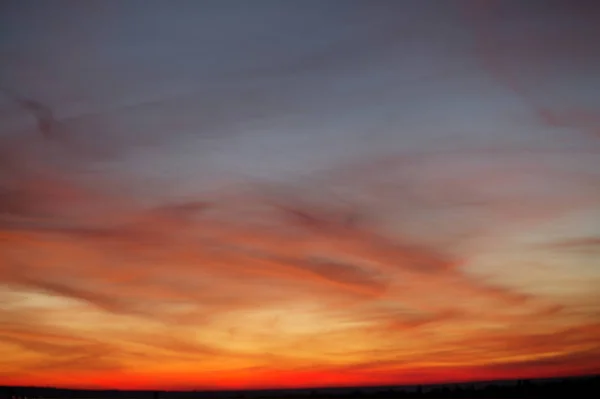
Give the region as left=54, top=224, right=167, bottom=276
left=1, top=0, right=599, bottom=390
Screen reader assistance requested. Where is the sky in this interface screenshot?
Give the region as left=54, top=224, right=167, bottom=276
left=0, top=0, right=599, bottom=390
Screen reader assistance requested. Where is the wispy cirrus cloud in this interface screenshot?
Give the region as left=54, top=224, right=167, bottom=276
left=1, top=0, right=599, bottom=390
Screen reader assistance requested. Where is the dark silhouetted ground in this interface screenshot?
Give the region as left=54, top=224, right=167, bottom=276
left=2, top=375, right=599, bottom=399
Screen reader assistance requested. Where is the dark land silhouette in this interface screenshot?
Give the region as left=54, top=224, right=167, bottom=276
left=2, top=374, right=599, bottom=399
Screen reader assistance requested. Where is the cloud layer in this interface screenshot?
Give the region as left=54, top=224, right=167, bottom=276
left=1, top=0, right=599, bottom=389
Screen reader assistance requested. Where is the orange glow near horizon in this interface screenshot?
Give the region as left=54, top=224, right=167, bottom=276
left=1, top=0, right=600, bottom=390
left=0, top=367, right=596, bottom=391
left=1, top=174, right=598, bottom=389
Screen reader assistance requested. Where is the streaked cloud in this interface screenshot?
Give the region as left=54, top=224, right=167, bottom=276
left=0, top=0, right=599, bottom=390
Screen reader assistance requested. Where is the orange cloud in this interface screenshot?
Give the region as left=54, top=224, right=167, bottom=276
left=1, top=154, right=598, bottom=388
left=1, top=51, right=599, bottom=389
